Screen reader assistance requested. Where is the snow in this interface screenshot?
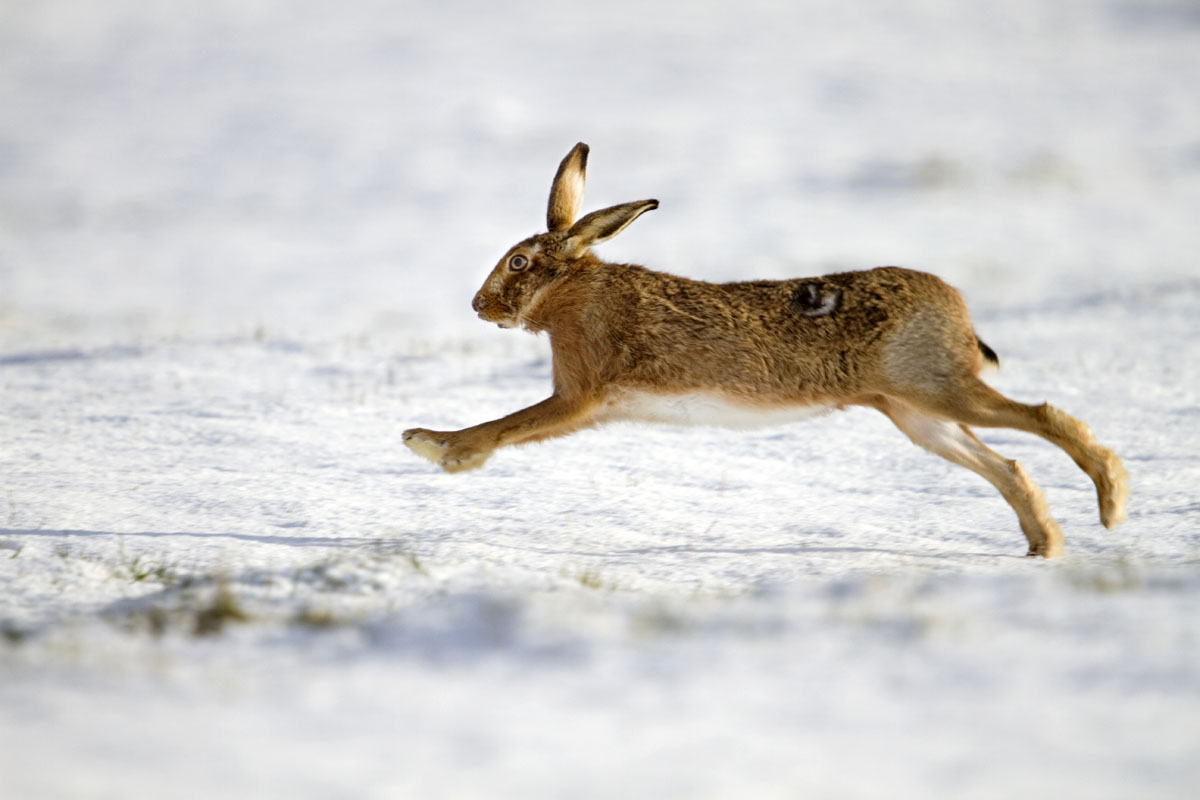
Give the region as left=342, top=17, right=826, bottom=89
left=2, top=0, right=1200, bottom=797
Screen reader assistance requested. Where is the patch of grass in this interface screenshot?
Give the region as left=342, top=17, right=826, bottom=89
left=104, top=575, right=251, bottom=638
left=1065, top=555, right=1143, bottom=594
left=192, top=582, right=249, bottom=636
left=402, top=548, right=425, bottom=575
left=115, top=540, right=176, bottom=585
left=1, top=620, right=30, bottom=646
left=137, top=606, right=170, bottom=637
left=633, top=604, right=690, bottom=637
left=123, top=555, right=176, bottom=584
left=368, top=537, right=431, bottom=577
left=292, top=607, right=341, bottom=629
left=290, top=606, right=365, bottom=631
left=566, top=567, right=625, bottom=592
left=54, top=542, right=104, bottom=564
left=294, top=561, right=351, bottom=592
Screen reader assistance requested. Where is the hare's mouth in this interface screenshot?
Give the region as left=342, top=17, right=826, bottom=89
left=477, top=310, right=517, bottom=329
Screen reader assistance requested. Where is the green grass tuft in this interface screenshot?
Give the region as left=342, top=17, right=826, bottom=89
left=193, top=582, right=249, bottom=636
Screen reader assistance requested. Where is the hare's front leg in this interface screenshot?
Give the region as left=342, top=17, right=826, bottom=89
left=403, top=394, right=597, bottom=473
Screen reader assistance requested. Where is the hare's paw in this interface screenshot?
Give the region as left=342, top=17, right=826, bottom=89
left=1022, top=517, right=1064, bottom=559
left=402, top=429, right=491, bottom=473
left=439, top=445, right=491, bottom=473
left=402, top=428, right=448, bottom=464
left=1099, top=452, right=1129, bottom=529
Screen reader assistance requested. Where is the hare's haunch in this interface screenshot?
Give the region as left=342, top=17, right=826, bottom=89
left=403, top=142, right=1128, bottom=557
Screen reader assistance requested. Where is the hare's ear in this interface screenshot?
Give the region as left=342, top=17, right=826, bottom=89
left=547, top=142, right=590, bottom=232
left=563, top=199, right=659, bottom=256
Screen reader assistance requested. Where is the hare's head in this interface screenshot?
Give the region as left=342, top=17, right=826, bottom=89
left=471, top=142, right=658, bottom=329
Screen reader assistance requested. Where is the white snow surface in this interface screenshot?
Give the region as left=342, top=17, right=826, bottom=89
left=2, top=1, right=1200, bottom=798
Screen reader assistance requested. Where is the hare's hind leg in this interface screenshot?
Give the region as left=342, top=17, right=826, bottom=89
left=874, top=397, right=1064, bottom=557
left=404, top=393, right=598, bottom=473
left=905, top=378, right=1128, bottom=530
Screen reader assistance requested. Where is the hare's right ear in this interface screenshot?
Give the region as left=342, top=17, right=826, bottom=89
left=562, top=199, right=659, bottom=257
left=547, top=142, right=589, bottom=232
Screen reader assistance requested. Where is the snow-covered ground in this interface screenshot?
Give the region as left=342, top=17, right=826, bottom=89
left=2, top=1, right=1199, bottom=797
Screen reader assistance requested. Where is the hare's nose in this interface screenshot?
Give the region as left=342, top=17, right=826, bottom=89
left=471, top=294, right=485, bottom=313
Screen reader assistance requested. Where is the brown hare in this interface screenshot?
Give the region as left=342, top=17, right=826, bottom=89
left=403, top=142, right=1128, bottom=557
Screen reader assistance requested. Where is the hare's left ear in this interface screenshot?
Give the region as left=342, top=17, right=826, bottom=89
left=547, top=142, right=589, bottom=232
left=563, top=199, right=658, bottom=257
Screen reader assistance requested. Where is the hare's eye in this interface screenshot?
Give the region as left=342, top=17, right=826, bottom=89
left=508, top=254, right=529, bottom=271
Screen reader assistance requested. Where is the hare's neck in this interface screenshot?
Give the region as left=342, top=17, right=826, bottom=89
left=523, top=266, right=613, bottom=335
left=516, top=280, right=559, bottom=332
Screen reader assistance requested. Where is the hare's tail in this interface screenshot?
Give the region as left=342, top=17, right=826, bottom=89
left=976, top=335, right=999, bottom=368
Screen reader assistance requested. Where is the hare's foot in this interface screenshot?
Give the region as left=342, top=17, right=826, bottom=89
left=1019, top=495, right=1064, bottom=559
left=402, top=428, right=491, bottom=473
left=402, top=428, right=445, bottom=462
left=1097, top=449, right=1129, bottom=530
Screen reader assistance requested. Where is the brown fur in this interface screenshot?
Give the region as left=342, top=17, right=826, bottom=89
left=404, top=143, right=1129, bottom=557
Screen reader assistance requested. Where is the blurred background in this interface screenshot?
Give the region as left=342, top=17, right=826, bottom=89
left=2, top=6, right=1199, bottom=797
left=1, top=0, right=1198, bottom=347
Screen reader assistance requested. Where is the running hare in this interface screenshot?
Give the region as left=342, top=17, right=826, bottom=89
left=404, top=143, right=1128, bottom=557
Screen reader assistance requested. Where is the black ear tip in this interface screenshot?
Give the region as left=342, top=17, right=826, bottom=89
left=648, top=199, right=660, bottom=209
left=576, top=142, right=590, bottom=166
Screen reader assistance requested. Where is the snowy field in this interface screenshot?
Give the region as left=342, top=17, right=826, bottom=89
left=2, top=0, right=1200, bottom=797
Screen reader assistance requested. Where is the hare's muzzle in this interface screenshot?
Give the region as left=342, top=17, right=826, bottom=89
left=472, top=291, right=509, bottom=326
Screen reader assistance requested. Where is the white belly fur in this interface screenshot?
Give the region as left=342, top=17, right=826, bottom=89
left=605, top=390, right=834, bottom=430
